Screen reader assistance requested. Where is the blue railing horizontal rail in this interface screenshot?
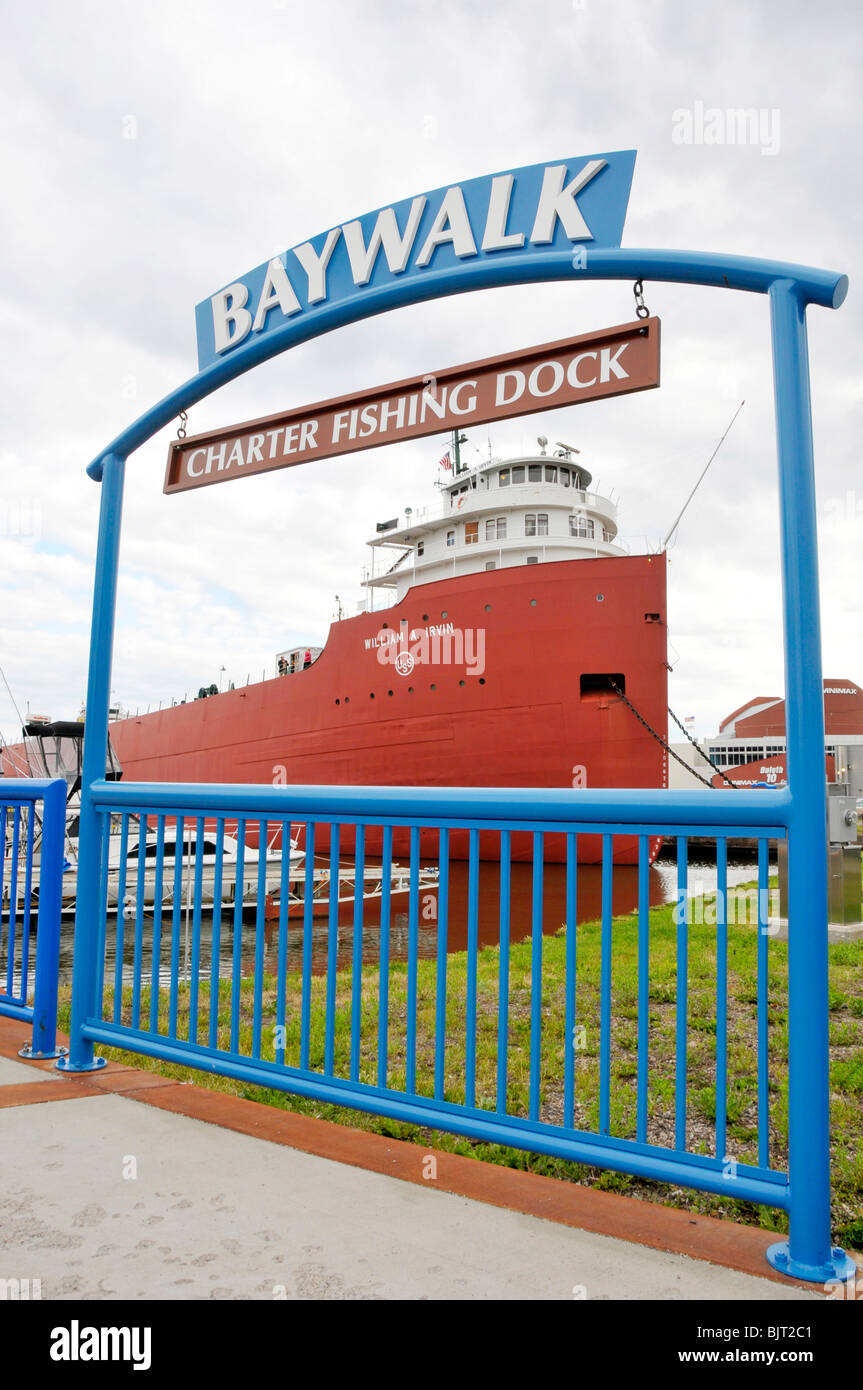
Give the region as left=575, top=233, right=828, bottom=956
left=90, top=779, right=792, bottom=831
left=78, top=1022, right=791, bottom=1211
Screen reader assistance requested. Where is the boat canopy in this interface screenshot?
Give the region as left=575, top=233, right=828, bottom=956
left=21, top=721, right=123, bottom=790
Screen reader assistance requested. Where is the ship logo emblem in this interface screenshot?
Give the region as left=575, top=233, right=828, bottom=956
left=395, top=651, right=415, bottom=677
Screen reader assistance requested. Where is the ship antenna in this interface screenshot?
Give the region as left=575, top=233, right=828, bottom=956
left=0, top=660, right=28, bottom=738
left=662, top=400, right=745, bottom=550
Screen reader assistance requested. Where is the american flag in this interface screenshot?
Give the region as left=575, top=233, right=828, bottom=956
left=684, top=715, right=695, bottom=725
left=438, top=451, right=451, bottom=470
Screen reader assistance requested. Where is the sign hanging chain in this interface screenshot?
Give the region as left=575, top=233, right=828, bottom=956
left=633, top=278, right=650, bottom=319
left=177, top=410, right=188, bottom=440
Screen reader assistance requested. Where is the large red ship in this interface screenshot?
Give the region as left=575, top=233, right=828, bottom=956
left=104, top=443, right=669, bottom=863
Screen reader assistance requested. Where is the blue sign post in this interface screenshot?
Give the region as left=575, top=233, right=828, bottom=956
left=60, top=152, right=854, bottom=1285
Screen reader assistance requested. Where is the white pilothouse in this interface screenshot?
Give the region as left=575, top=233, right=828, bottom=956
left=363, top=439, right=625, bottom=605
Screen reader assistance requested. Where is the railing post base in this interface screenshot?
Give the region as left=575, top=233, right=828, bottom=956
left=766, top=1240, right=857, bottom=1285
left=55, top=1054, right=107, bottom=1073
left=19, top=1043, right=68, bottom=1061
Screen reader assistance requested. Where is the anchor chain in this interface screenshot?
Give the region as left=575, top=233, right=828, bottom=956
left=666, top=705, right=738, bottom=788
left=608, top=678, right=717, bottom=790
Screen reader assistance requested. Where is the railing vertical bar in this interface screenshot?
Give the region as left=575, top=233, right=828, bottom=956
left=675, top=836, right=689, bottom=1151
left=229, top=818, right=246, bottom=1054
left=465, top=827, right=479, bottom=1108
left=406, top=825, right=420, bottom=1096
left=599, top=832, right=613, bottom=1135
left=95, top=811, right=111, bottom=1016
left=563, top=831, right=577, bottom=1130
left=636, top=833, right=650, bottom=1143
left=168, top=815, right=185, bottom=1040
left=251, top=819, right=268, bottom=1060
left=350, top=823, right=366, bottom=1083
left=715, top=836, right=728, bottom=1163
left=377, top=824, right=393, bottom=1089
left=757, top=836, right=770, bottom=1170
left=274, top=819, right=291, bottom=1068
left=496, top=829, right=511, bottom=1115
left=0, top=806, right=6, bottom=964
left=207, top=817, right=225, bottom=1049
left=18, top=806, right=35, bottom=999
left=113, top=813, right=130, bottom=1025
left=149, top=816, right=166, bottom=1033
left=6, top=806, right=21, bottom=997
left=324, top=822, right=340, bottom=1076
left=433, top=826, right=449, bottom=1102
left=188, top=816, right=205, bottom=1046
left=529, top=830, right=544, bottom=1123
left=131, top=814, right=147, bottom=1030
left=300, top=822, right=315, bottom=1071
left=26, top=783, right=64, bottom=1056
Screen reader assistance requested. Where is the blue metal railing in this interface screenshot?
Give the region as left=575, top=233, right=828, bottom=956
left=0, top=778, right=66, bottom=1058
left=61, top=778, right=791, bottom=1211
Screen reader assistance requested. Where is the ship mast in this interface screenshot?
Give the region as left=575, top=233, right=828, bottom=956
left=451, top=428, right=468, bottom=475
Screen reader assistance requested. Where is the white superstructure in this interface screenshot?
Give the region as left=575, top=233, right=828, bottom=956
left=363, top=446, right=625, bottom=605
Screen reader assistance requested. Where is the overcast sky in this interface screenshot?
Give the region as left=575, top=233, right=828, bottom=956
left=1, top=0, right=860, bottom=746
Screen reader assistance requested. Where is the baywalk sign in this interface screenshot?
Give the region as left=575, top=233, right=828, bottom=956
left=165, top=318, right=659, bottom=494
left=195, top=151, right=636, bottom=371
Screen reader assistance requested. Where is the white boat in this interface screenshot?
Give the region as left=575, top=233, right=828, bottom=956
left=62, top=822, right=305, bottom=916
left=266, top=862, right=439, bottom=919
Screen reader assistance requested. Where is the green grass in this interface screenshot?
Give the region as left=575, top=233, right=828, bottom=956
left=57, top=882, right=863, bottom=1250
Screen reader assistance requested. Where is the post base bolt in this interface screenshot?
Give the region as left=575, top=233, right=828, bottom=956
left=55, top=1055, right=107, bottom=1073
left=767, top=1240, right=858, bottom=1283
left=18, top=1044, right=68, bottom=1061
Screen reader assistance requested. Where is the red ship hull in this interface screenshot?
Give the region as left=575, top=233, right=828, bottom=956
left=105, top=554, right=668, bottom=864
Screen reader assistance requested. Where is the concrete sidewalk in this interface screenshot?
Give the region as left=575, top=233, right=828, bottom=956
left=0, top=1034, right=842, bottom=1302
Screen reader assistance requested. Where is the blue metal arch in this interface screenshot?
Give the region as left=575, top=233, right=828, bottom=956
left=86, top=247, right=847, bottom=479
